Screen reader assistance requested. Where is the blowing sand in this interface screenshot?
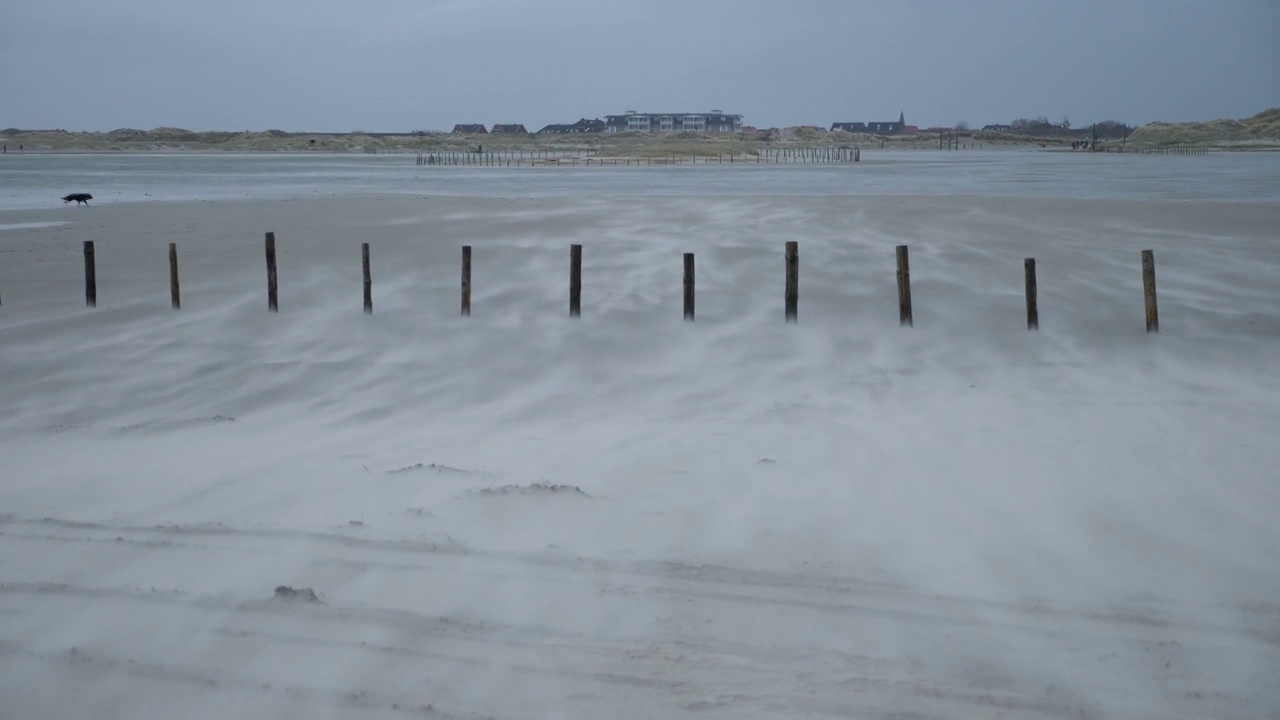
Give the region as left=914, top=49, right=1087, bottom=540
left=1, top=194, right=1278, bottom=719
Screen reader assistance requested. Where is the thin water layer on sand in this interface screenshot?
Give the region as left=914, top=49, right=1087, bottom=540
left=0, top=221, right=70, bottom=231
left=1, top=150, right=1278, bottom=209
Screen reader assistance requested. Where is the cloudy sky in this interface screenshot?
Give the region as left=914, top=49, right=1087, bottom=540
left=2, top=0, right=1276, bottom=132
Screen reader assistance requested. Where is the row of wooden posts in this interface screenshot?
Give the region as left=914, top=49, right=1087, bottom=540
left=1102, top=145, right=1210, bottom=155
left=59, top=235, right=1160, bottom=333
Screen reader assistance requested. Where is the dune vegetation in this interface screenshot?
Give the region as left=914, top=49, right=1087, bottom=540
left=0, top=125, right=1041, bottom=155
left=1129, top=107, right=1280, bottom=147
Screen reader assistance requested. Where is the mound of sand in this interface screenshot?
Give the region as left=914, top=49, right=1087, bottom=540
left=148, top=127, right=199, bottom=141
left=1130, top=107, right=1280, bottom=146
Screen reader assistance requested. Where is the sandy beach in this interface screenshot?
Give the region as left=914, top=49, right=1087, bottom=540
left=2, top=192, right=1279, bottom=719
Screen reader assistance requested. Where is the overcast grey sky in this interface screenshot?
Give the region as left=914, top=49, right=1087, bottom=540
left=2, top=0, right=1276, bottom=132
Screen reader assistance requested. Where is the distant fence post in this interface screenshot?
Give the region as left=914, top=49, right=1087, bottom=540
left=461, top=245, right=472, bottom=316
left=896, top=245, right=912, bottom=327
left=1142, top=249, right=1158, bottom=332
left=683, top=253, right=695, bottom=321
left=83, top=241, right=96, bottom=307
left=1024, top=258, right=1038, bottom=330
left=169, top=243, right=180, bottom=310
left=362, top=242, right=372, bottom=314
left=569, top=244, right=582, bottom=317
left=784, top=241, right=798, bottom=323
left=265, top=232, right=278, bottom=312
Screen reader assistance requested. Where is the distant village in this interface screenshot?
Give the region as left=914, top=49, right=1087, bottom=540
left=450, top=110, right=1133, bottom=138
left=452, top=110, right=905, bottom=136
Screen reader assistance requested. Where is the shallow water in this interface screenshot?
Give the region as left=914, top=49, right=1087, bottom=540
left=0, top=149, right=1277, bottom=209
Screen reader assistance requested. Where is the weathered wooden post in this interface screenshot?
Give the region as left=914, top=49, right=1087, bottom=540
left=264, top=232, right=278, bottom=312
left=683, top=252, right=695, bottom=321
left=569, top=243, right=582, bottom=317
left=1142, top=249, right=1158, bottom=332
left=896, top=245, right=912, bottom=327
left=169, top=243, right=180, bottom=309
left=362, top=242, right=372, bottom=314
left=855, top=148, right=860, bottom=162
left=461, top=245, right=472, bottom=316
left=784, top=241, right=798, bottom=323
left=83, top=241, right=96, bottom=307
left=1024, top=258, right=1038, bottom=330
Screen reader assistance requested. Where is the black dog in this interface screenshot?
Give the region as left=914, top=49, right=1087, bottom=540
left=62, top=193, right=93, bottom=205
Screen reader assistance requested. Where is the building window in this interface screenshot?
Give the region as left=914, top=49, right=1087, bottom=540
left=681, top=116, right=706, bottom=131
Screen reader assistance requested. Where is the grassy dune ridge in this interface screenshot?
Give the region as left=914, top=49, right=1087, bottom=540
left=0, top=126, right=1049, bottom=155
left=1129, top=108, right=1280, bottom=147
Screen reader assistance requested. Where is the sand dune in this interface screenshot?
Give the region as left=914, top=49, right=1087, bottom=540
left=1130, top=108, right=1280, bottom=147
left=1, top=193, right=1278, bottom=718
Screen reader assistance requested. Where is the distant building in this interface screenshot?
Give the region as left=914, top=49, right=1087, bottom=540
left=536, top=118, right=606, bottom=134
left=830, top=122, right=867, bottom=133
left=490, top=124, right=528, bottom=135
left=603, top=110, right=743, bottom=134
left=982, top=124, right=1013, bottom=132
left=830, top=112, right=907, bottom=134
left=451, top=124, right=488, bottom=134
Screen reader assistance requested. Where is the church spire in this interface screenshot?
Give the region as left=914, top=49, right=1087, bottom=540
left=899, top=110, right=905, bottom=125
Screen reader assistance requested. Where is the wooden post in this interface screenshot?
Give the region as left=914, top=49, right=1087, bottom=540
left=1024, top=258, right=1038, bottom=330
left=362, top=242, right=372, bottom=314
left=169, top=243, right=180, bottom=309
left=683, top=252, right=695, bottom=321
left=896, top=245, right=912, bottom=327
left=83, top=241, right=96, bottom=307
left=1142, top=249, right=1158, bottom=332
left=569, top=243, right=582, bottom=317
left=784, top=241, right=798, bottom=323
left=265, top=232, right=278, bottom=312
left=461, top=245, right=471, bottom=316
